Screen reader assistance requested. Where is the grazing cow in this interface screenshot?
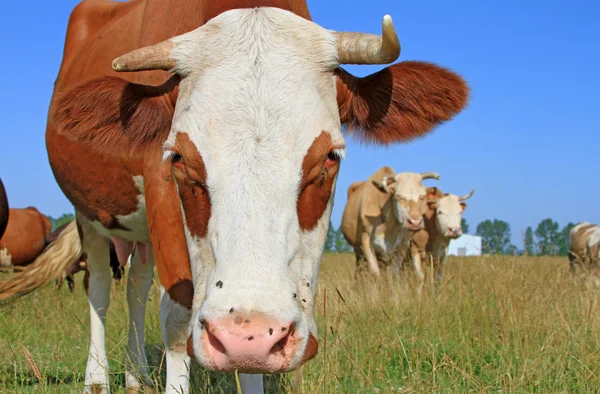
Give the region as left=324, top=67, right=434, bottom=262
left=0, top=207, right=51, bottom=268
left=341, top=166, right=441, bottom=279
left=6, top=0, right=469, bottom=392
left=0, top=178, right=7, bottom=239
left=569, top=222, right=600, bottom=273
left=405, top=187, right=475, bottom=289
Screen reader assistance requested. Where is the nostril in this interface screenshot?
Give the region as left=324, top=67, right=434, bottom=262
left=205, top=323, right=226, bottom=354
left=269, top=323, right=294, bottom=355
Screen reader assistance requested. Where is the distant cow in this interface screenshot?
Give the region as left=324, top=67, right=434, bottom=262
left=341, top=166, right=440, bottom=279
left=405, top=187, right=475, bottom=290
left=0, top=207, right=51, bottom=267
left=0, top=178, right=8, bottom=239
left=569, top=222, right=600, bottom=273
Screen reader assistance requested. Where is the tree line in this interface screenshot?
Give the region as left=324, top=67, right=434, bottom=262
left=475, top=218, right=574, bottom=256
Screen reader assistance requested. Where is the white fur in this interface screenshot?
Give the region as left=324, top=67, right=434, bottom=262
left=569, top=222, right=590, bottom=245
left=160, top=287, right=192, bottom=394
left=390, top=172, right=428, bottom=225
left=91, top=176, right=150, bottom=243
left=164, top=8, right=343, bottom=370
left=435, top=194, right=465, bottom=237
left=79, top=217, right=112, bottom=393
left=588, top=227, right=600, bottom=255
left=0, top=248, right=11, bottom=267
left=125, top=248, right=155, bottom=389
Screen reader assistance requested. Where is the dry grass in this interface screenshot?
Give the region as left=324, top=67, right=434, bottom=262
left=1, top=254, right=599, bottom=393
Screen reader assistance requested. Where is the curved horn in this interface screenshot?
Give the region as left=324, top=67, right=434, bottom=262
left=459, top=188, right=476, bottom=201
left=420, top=172, right=440, bottom=181
left=112, top=40, right=177, bottom=72
left=334, top=15, right=400, bottom=65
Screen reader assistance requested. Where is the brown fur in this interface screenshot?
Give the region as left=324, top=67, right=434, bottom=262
left=173, top=133, right=211, bottom=239
left=0, top=179, right=7, bottom=240
left=336, top=62, right=469, bottom=145
left=0, top=208, right=51, bottom=266
left=297, top=132, right=340, bottom=231
left=42, top=0, right=469, bottom=308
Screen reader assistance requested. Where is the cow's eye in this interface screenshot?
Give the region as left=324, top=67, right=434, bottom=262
left=325, top=150, right=340, bottom=167
left=171, top=152, right=185, bottom=171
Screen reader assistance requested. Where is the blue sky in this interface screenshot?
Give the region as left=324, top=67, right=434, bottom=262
left=1, top=0, right=598, bottom=246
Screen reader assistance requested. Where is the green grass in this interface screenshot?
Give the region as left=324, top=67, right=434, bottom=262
left=1, top=255, right=599, bottom=393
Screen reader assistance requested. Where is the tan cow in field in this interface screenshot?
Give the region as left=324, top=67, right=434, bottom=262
left=569, top=222, right=600, bottom=273
left=341, top=166, right=440, bottom=279
left=405, top=187, right=475, bottom=290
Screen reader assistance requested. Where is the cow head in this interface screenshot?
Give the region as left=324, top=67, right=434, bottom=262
left=112, top=8, right=468, bottom=373
left=429, top=188, right=475, bottom=239
left=374, top=172, right=440, bottom=231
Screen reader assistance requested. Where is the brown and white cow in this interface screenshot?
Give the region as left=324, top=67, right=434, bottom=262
left=569, top=222, right=600, bottom=273
left=0, top=178, right=7, bottom=240
left=405, top=187, right=474, bottom=290
left=341, top=166, right=441, bottom=279
left=0, top=207, right=52, bottom=268
left=9, top=0, right=468, bottom=392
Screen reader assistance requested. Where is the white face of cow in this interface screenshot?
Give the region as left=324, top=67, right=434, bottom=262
left=160, top=9, right=344, bottom=372
left=110, top=2, right=470, bottom=374
left=435, top=195, right=466, bottom=239
left=383, top=172, right=439, bottom=231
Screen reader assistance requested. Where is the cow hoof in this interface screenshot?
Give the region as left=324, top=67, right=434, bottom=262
left=84, top=384, right=108, bottom=394
left=125, top=386, right=156, bottom=394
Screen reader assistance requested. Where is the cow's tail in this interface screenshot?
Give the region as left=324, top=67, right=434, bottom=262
left=0, top=220, right=82, bottom=304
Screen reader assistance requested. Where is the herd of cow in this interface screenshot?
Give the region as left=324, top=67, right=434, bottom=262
left=0, top=0, right=597, bottom=393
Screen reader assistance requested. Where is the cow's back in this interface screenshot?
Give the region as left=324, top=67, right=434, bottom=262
left=0, top=208, right=52, bottom=266
left=54, top=0, right=312, bottom=91
left=0, top=179, right=7, bottom=239
left=569, top=222, right=596, bottom=257
left=341, top=167, right=395, bottom=248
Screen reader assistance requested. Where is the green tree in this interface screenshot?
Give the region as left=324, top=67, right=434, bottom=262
left=461, top=217, right=469, bottom=234
left=335, top=226, right=353, bottom=253
left=324, top=220, right=337, bottom=252
left=47, top=213, right=75, bottom=232
left=535, top=218, right=560, bottom=255
left=557, top=222, right=575, bottom=256
left=524, top=226, right=536, bottom=256
left=476, top=219, right=513, bottom=255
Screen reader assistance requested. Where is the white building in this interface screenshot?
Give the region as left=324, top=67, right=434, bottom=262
left=448, top=234, right=482, bottom=256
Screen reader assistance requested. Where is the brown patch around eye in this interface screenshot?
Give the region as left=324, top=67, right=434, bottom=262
left=297, top=132, right=340, bottom=231
left=173, top=133, right=211, bottom=238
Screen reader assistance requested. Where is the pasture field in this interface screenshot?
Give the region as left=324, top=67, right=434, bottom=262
left=1, top=254, right=600, bottom=393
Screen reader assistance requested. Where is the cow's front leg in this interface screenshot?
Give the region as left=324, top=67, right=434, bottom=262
left=79, top=216, right=112, bottom=394
left=361, top=232, right=381, bottom=277
left=160, top=287, right=192, bottom=394
left=144, top=154, right=194, bottom=394
left=410, top=250, right=425, bottom=295
left=434, top=249, right=448, bottom=282
left=125, top=245, right=155, bottom=392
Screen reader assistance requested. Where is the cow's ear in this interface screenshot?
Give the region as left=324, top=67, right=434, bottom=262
left=52, top=75, right=179, bottom=157
left=336, top=61, right=469, bottom=145
left=460, top=202, right=467, bottom=211
left=372, top=176, right=395, bottom=193
left=426, top=187, right=443, bottom=201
